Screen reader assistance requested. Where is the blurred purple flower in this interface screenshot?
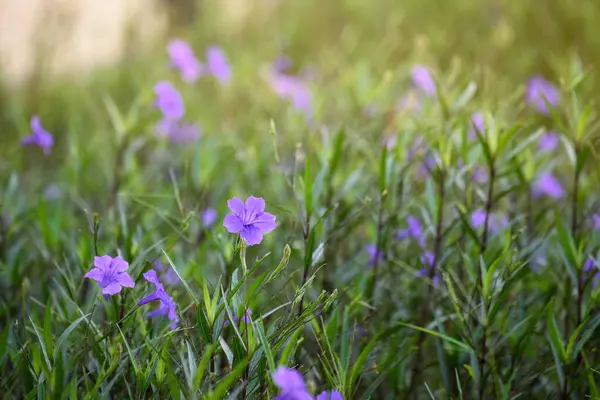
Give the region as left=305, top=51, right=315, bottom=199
left=396, top=216, right=426, bottom=248
left=533, top=172, right=564, bottom=198
left=417, top=251, right=441, bottom=286
left=154, top=260, right=180, bottom=286
left=525, top=75, right=560, bottom=114
left=154, top=82, right=185, bottom=120
left=316, top=391, right=343, bottom=400
left=156, top=119, right=201, bottom=143
left=85, top=255, right=135, bottom=296
left=225, top=308, right=253, bottom=326
left=206, top=46, right=231, bottom=84
left=138, top=270, right=179, bottom=330
left=468, top=112, right=485, bottom=141
left=22, top=116, right=54, bottom=155
left=416, top=155, right=436, bottom=179
left=268, top=73, right=312, bottom=112
left=471, top=167, right=488, bottom=184
left=366, top=245, right=384, bottom=267
left=584, top=256, right=599, bottom=288
left=593, top=214, right=600, bottom=230
left=381, top=135, right=397, bottom=149
left=411, top=65, right=436, bottom=96
left=471, top=209, right=487, bottom=228
left=538, top=131, right=559, bottom=152
left=201, top=208, right=218, bottom=228
left=167, top=39, right=203, bottom=83
left=407, top=135, right=427, bottom=160
left=223, top=196, right=277, bottom=246
left=273, top=54, right=292, bottom=73
left=272, top=367, right=313, bottom=400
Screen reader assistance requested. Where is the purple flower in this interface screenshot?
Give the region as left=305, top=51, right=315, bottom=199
left=593, top=214, right=600, bottom=230
left=525, top=75, right=560, bottom=114
left=471, top=167, right=488, bottom=184
left=272, top=367, right=313, bottom=400
left=366, top=245, right=384, bottom=267
left=206, top=46, right=231, bottom=84
left=584, top=256, right=599, bottom=288
left=471, top=209, right=487, bottom=228
left=168, top=39, right=203, bottom=83
left=468, top=112, right=485, bottom=141
left=156, top=118, right=201, bottom=143
left=201, top=208, right=218, bottom=228
left=411, top=65, right=436, bottom=96
left=268, top=73, right=312, bottom=112
left=154, top=82, right=185, bottom=120
left=225, top=308, right=253, bottom=326
left=154, top=260, right=180, bottom=286
left=84, top=255, right=135, bottom=295
left=273, top=54, right=292, bottom=73
left=416, top=155, right=436, bottom=179
left=533, top=172, right=564, bottom=198
left=416, top=251, right=441, bottom=286
left=539, top=131, right=559, bottom=152
left=316, top=391, right=343, bottom=400
left=381, top=135, right=397, bottom=149
left=223, top=196, right=277, bottom=246
left=22, top=116, right=54, bottom=155
left=138, top=270, right=179, bottom=330
left=396, top=216, right=426, bottom=248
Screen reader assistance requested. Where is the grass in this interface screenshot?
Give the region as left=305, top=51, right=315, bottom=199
left=1, top=0, right=600, bottom=398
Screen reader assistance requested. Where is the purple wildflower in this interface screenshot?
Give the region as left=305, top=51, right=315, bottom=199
left=539, top=131, right=559, bottom=152
left=417, top=251, right=441, bottom=286
left=225, top=308, right=253, bottom=326
left=273, top=54, right=292, bottom=73
left=471, top=209, right=487, bottom=229
left=138, top=270, right=179, bottom=330
left=156, top=118, right=201, bottom=143
left=525, top=75, right=560, bottom=114
left=593, top=214, right=600, bottom=230
left=206, top=46, right=231, bottom=84
left=411, top=65, right=436, bottom=96
left=223, top=196, right=277, bottom=246
left=366, top=245, right=384, bottom=267
left=201, top=208, right=218, bottom=228
left=381, top=135, right=397, bottom=150
left=154, top=82, right=185, bottom=120
left=316, top=391, right=343, bottom=400
left=84, top=255, right=135, bottom=295
left=22, top=116, right=54, bottom=155
left=268, top=73, right=312, bottom=112
left=533, top=172, right=564, bottom=198
left=584, top=256, right=599, bottom=288
left=471, top=167, right=488, bottom=184
left=416, top=155, right=436, bottom=179
left=468, top=112, right=485, bottom=141
left=154, top=260, right=180, bottom=286
left=272, top=367, right=313, bottom=400
left=397, top=216, right=426, bottom=248
left=167, top=39, right=203, bottom=83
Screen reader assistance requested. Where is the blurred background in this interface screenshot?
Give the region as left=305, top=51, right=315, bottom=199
left=2, top=0, right=600, bottom=146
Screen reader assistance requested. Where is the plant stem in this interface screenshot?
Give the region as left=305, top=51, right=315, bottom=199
left=297, top=209, right=312, bottom=315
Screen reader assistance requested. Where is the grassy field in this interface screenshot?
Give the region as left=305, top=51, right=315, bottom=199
left=2, top=0, right=600, bottom=398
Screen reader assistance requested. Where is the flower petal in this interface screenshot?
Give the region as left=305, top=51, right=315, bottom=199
left=241, top=225, right=263, bottom=246
left=94, top=255, right=112, bottom=271
left=273, top=367, right=306, bottom=392
left=224, top=214, right=244, bottom=233
left=252, top=212, right=276, bottom=233
left=245, top=196, right=266, bottom=217
left=138, top=292, right=161, bottom=306
left=227, top=197, right=245, bottom=216
left=111, top=256, right=129, bottom=272
left=117, top=272, right=135, bottom=288
left=102, top=282, right=123, bottom=295
left=84, top=267, right=104, bottom=282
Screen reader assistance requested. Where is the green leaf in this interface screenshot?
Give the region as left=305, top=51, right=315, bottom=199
left=163, top=249, right=199, bottom=304
left=206, top=358, right=248, bottom=400
left=265, top=245, right=292, bottom=285
left=566, top=313, right=600, bottom=362
left=29, top=317, right=52, bottom=373
left=252, top=317, right=276, bottom=376
left=278, top=327, right=303, bottom=366
left=304, top=155, right=313, bottom=217
left=194, top=343, right=217, bottom=391
left=53, top=314, right=90, bottom=361
left=546, top=310, right=566, bottom=363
